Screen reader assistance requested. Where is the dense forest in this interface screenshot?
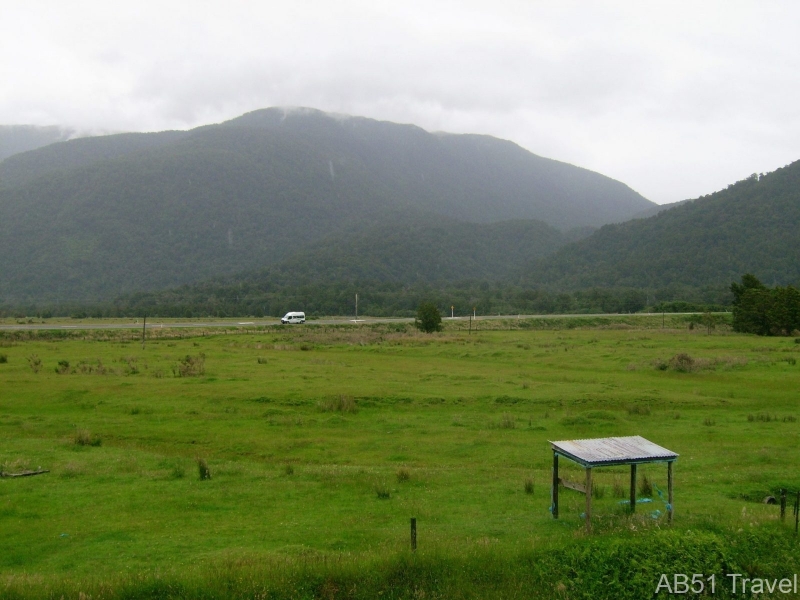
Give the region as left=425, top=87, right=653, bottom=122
left=523, top=161, right=800, bottom=292
left=0, top=107, right=652, bottom=303
left=731, top=274, right=800, bottom=336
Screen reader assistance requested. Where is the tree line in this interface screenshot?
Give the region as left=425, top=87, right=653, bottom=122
left=731, top=274, right=800, bottom=336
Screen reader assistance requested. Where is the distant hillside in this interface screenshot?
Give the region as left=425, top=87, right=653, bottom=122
left=0, top=125, right=76, bottom=162
left=524, top=162, right=800, bottom=295
left=239, top=216, right=583, bottom=285
left=0, top=107, right=651, bottom=303
left=628, top=199, right=691, bottom=221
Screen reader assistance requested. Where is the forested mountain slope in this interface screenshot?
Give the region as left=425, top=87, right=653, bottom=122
left=0, top=107, right=651, bottom=302
left=236, top=216, right=582, bottom=286
left=524, top=162, right=800, bottom=291
left=0, top=125, right=76, bottom=163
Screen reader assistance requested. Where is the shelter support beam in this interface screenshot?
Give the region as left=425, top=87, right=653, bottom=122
left=630, top=463, right=637, bottom=513
left=552, top=452, right=559, bottom=519
left=668, top=461, right=674, bottom=524
left=585, top=468, right=592, bottom=532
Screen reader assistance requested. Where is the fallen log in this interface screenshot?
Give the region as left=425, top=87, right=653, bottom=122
left=0, top=469, right=50, bottom=478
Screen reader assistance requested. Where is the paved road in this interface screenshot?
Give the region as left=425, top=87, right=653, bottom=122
left=0, top=313, right=701, bottom=332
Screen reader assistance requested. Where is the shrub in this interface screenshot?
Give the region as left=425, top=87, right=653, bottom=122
left=669, top=353, right=694, bottom=372
left=397, top=468, right=410, bottom=483
left=196, top=458, right=211, bottom=480
left=0, top=354, right=7, bottom=363
left=524, top=478, right=534, bottom=495
left=174, top=354, right=205, bottom=377
left=27, top=354, right=42, bottom=373
left=415, top=302, right=442, bottom=333
left=55, top=359, right=70, bottom=374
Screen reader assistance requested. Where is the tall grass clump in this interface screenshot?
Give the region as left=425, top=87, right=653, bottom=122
left=174, top=354, right=205, bottom=377
left=499, top=413, right=516, bottom=429
left=73, top=429, right=101, bottom=447
left=27, top=354, right=42, bottom=373
left=196, top=457, right=211, bottom=480
left=319, top=395, right=357, bottom=413
left=638, top=474, right=652, bottom=497
left=0, top=353, right=7, bottom=363
left=396, top=468, right=410, bottom=483
left=524, top=478, right=534, bottom=495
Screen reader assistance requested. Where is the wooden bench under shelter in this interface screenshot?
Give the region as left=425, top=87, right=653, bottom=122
left=550, top=435, right=678, bottom=532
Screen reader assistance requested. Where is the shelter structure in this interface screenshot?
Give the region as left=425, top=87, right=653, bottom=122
left=550, top=435, right=678, bottom=532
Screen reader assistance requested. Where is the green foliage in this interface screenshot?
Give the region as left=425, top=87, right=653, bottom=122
left=527, top=162, right=800, bottom=293
left=415, top=301, right=442, bottom=333
left=731, top=274, right=800, bottom=335
left=0, top=108, right=649, bottom=304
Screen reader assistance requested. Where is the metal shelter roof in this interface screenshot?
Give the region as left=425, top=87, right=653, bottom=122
left=550, top=435, right=678, bottom=467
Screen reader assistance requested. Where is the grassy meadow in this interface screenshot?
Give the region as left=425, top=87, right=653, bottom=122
left=2, top=316, right=800, bottom=598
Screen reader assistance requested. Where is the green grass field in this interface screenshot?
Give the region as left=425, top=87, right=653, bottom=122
left=2, top=317, right=800, bottom=598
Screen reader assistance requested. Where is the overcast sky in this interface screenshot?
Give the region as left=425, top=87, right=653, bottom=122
left=2, top=1, right=798, bottom=204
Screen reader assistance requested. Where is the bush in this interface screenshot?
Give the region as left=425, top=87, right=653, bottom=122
left=55, top=359, right=70, bottom=374
left=27, top=354, right=42, bottom=373
left=415, top=302, right=442, bottom=333
left=669, top=353, right=694, bottom=372
left=174, top=354, right=205, bottom=377
left=0, top=354, right=7, bottom=364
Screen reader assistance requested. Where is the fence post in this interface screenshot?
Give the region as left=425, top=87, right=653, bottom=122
left=781, top=489, right=786, bottom=521
left=410, top=517, right=417, bottom=551
left=796, top=492, right=799, bottom=535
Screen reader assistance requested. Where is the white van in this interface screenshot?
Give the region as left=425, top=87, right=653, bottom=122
left=281, top=311, right=306, bottom=324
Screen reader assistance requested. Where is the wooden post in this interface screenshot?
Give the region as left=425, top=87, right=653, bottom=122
left=585, top=467, right=593, bottom=533
left=795, top=492, right=799, bottom=535
left=667, top=461, right=674, bottom=524
left=410, top=517, right=417, bottom=551
left=630, top=463, right=637, bottom=514
left=781, top=489, right=787, bottom=521
left=141, top=314, right=147, bottom=350
left=552, top=453, right=559, bottom=519
left=469, top=314, right=472, bottom=335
